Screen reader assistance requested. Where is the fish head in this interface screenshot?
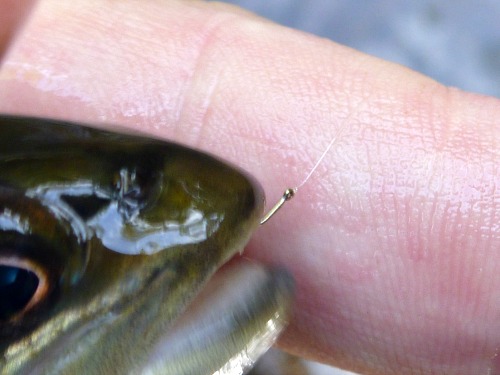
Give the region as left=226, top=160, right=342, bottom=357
left=0, top=116, right=292, bottom=374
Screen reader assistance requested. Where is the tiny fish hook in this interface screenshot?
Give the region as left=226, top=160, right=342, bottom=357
left=260, top=188, right=295, bottom=225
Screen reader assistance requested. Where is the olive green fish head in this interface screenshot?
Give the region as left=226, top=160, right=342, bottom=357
left=0, top=116, right=286, bottom=374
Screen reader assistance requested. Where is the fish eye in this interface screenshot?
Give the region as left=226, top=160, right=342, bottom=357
left=0, top=258, right=49, bottom=321
left=0, top=187, right=89, bottom=327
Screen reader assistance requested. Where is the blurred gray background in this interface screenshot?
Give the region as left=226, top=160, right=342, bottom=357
left=215, top=1, right=499, bottom=374
left=218, top=0, right=500, bottom=98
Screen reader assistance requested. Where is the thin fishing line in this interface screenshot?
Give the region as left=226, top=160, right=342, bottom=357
left=295, top=134, right=338, bottom=192
left=260, top=104, right=359, bottom=225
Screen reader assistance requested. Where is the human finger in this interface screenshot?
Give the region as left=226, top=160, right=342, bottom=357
left=0, top=1, right=499, bottom=374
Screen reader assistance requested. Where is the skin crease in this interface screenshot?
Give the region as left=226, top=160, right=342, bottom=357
left=0, top=1, right=499, bottom=374
left=0, top=0, right=37, bottom=58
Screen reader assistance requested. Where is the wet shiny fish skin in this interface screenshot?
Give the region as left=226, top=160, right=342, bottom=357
left=0, top=115, right=292, bottom=374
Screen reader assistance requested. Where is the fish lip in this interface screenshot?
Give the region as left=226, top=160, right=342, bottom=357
left=138, top=261, right=294, bottom=375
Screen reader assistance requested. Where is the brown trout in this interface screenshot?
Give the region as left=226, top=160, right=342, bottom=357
left=0, top=115, right=293, bottom=374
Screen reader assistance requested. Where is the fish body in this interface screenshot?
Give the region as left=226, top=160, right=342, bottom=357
left=0, top=116, right=293, bottom=374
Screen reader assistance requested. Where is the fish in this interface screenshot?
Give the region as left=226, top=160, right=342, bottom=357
left=0, top=115, right=294, bottom=374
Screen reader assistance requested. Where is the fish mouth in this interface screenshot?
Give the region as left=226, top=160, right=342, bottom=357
left=1, top=251, right=294, bottom=375
left=140, top=261, right=294, bottom=375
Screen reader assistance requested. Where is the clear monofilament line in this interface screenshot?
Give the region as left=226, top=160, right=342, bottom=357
left=260, top=110, right=355, bottom=224
left=259, top=135, right=338, bottom=225
left=294, top=134, right=338, bottom=192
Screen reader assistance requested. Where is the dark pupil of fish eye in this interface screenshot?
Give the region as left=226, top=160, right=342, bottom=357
left=0, top=265, right=39, bottom=320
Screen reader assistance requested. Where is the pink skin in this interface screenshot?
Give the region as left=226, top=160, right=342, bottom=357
left=0, top=1, right=499, bottom=374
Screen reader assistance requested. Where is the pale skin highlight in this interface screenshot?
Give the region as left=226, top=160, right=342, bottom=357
left=0, top=1, right=499, bottom=375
